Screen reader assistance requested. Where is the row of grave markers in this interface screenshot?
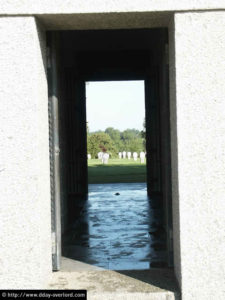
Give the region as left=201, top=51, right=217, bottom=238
left=87, top=151, right=146, bottom=164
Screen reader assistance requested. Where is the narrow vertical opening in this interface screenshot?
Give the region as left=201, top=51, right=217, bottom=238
left=48, top=28, right=173, bottom=273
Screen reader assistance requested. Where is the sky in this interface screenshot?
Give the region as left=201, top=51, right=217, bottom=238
left=86, top=80, right=145, bottom=132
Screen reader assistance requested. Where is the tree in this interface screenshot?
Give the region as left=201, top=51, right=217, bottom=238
left=87, top=132, right=117, bottom=158
left=121, top=129, right=141, bottom=140
left=121, top=129, right=145, bottom=152
left=87, top=127, right=146, bottom=156
left=105, top=127, right=123, bottom=152
left=123, top=137, right=144, bottom=153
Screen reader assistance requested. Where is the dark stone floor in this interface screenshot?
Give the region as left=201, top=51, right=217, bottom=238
left=62, top=183, right=167, bottom=270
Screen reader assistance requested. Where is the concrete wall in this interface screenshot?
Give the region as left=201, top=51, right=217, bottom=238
left=0, top=0, right=225, bottom=14
left=0, top=6, right=225, bottom=300
left=0, top=17, right=52, bottom=288
left=0, top=1, right=224, bottom=31
left=170, top=11, right=225, bottom=300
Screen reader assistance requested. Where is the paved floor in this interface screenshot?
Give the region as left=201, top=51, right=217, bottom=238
left=62, top=183, right=167, bottom=270
left=48, top=257, right=180, bottom=300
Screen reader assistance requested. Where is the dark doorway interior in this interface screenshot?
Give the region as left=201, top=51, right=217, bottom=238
left=47, top=28, right=173, bottom=271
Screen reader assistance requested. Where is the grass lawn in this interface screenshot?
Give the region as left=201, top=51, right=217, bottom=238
left=88, top=158, right=146, bottom=184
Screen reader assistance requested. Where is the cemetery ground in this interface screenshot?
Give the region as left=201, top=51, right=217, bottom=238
left=88, top=158, right=146, bottom=184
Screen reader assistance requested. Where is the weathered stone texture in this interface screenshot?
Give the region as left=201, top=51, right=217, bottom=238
left=0, top=17, right=51, bottom=288
left=171, top=11, right=225, bottom=300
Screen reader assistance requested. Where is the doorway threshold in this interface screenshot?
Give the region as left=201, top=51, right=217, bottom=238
left=48, top=257, right=180, bottom=300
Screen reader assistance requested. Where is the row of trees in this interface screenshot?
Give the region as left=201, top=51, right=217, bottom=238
left=87, top=126, right=146, bottom=158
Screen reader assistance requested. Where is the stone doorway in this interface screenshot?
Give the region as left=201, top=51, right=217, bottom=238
left=48, top=28, right=173, bottom=272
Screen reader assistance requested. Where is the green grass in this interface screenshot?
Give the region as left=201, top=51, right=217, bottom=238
left=88, top=158, right=146, bottom=184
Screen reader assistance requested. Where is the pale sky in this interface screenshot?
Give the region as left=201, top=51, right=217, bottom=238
left=86, top=81, right=145, bottom=132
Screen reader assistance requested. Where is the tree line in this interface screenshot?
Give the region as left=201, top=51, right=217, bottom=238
left=87, top=126, right=146, bottom=158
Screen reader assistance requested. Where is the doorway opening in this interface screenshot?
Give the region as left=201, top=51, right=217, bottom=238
left=47, top=28, right=173, bottom=272
left=63, top=79, right=152, bottom=270
left=86, top=80, right=146, bottom=184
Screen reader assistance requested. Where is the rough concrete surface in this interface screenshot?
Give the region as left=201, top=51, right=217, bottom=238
left=0, top=5, right=225, bottom=300
left=37, top=12, right=172, bottom=30
left=171, top=11, right=225, bottom=300
left=0, top=0, right=225, bottom=15
left=168, top=15, right=182, bottom=295
left=48, top=257, right=180, bottom=300
left=0, top=17, right=52, bottom=288
left=1, top=0, right=225, bottom=31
